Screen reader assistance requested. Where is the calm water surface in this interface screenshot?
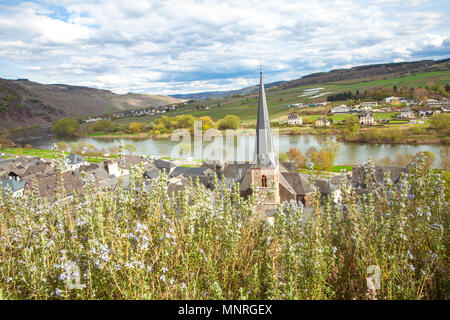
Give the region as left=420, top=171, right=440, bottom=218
left=15, top=128, right=446, bottom=168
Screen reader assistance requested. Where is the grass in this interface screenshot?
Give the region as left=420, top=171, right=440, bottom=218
left=0, top=147, right=116, bottom=163
left=113, top=70, right=450, bottom=126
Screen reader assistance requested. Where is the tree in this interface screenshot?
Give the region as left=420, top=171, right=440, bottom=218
left=344, top=116, right=360, bottom=136
left=52, top=118, right=80, bottom=137
left=321, top=139, right=341, bottom=156
left=440, top=146, right=449, bottom=170
left=429, top=113, right=450, bottom=135
left=198, top=116, right=214, bottom=131
left=287, top=148, right=307, bottom=169
left=311, top=150, right=334, bottom=171
left=90, top=120, right=114, bottom=132
left=217, top=115, right=240, bottom=130
left=24, top=144, right=33, bottom=149
left=305, top=146, right=319, bottom=161
left=129, top=122, right=145, bottom=133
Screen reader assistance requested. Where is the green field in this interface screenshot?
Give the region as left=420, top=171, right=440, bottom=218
left=0, top=147, right=115, bottom=163
left=113, top=70, right=449, bottom=126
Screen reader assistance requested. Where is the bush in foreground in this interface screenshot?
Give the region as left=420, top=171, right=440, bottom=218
left=0, top=158, right=448, bottom=299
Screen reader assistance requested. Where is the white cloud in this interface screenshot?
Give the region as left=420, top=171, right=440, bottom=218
left=0, top=0, right=448, bottom=94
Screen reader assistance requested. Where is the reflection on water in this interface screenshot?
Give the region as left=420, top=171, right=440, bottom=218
left=16, top=131, right=446, bottom=168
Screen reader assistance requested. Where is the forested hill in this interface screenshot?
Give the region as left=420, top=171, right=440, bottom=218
left=0, top=78, right=183, bottom=129
left=280, top=58, right=450, bottom=89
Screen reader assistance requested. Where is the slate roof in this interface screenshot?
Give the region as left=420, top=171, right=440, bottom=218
left=171, top=166, right=213, bottom=178
left=254, top=71, right=277, bottom=167
left=1, top=178, right=26, bottom=193
left=280, top=172, right=312, bottom=195
left=351, top=165, right=409, bottom=193
left=315, top=179, right=338, bottom=195
left=153, top=159, right=176, bottom=171
left=67, top=153, right=87, bottom=165
left=144, top=168, right=160, bottom=179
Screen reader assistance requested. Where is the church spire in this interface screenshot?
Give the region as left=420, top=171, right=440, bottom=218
left=254, top=71, right=277, bottom=167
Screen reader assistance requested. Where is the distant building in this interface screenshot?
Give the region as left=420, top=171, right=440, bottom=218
left=66, top=154, right=88, bottom=170
left=362, top=101, right=378, bottom=108
left=400, top=108, right=415, bottom=119
left=359, top=110, right=374, bottom=125
left=1, top=178, right=27, bottom=197
left=315, top=117, right=330, bottom=126
left=418, top=108, right=438, bottom=117
left=287, top=113, right=303, bottom=125
left=383, top=96, right=401, bottom=105
left=330, top=105, right=349, bottom=113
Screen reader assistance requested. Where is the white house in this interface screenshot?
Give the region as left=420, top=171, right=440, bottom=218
left=287, top=113, right=303, bottom=125
left=330, top=105, right=349, bottom=113
left=1, top=178, right=27, bottom=197
left=362, top=101, right=378, bottom=108
left=359, top=110, right=374, bottom=125
left=315, top=117, right=330, bottom=126
left=400, top=108, right=415, bottom=119
left=66, top=153, right=88, bottom=170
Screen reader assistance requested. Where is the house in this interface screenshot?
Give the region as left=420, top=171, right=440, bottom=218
left=417, top=108, right=437, bottom=117
left=170, top=166, right=214, bottom=178
left=351, top=165, right=409, bottom=194
left=1, top=178, right=27, bottom=197
left=399, top=108, right=415, bottom=119
left=153, top=159, right=176, bottom=175
left=315, top=117, right=330, bottom=126
left=66, top=153, right=88, bottom=170
left=362, top=102, right=378, bottom=108
left=359, top=110, right=374, bottom=125
left=330, top=105, right=349, bottom=113
left=383, top=96, right=401, bottom=105
left=287, top=113, right=303, bottom=125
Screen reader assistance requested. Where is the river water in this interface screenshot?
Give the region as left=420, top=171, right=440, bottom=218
left=14, top=127, right=446, bottom=167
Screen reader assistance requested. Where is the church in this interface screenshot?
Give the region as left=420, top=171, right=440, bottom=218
left=145, top=71, right=340, bottom=212
left=202, top=71, right=338, bottom=212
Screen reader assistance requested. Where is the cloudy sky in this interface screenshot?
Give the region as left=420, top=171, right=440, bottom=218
left=0, top=0, right=449, bottom=95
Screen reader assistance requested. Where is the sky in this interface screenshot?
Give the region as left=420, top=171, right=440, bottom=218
left=0, top=0, right=449, bottom=95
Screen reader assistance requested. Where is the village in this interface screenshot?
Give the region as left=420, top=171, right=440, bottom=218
left=286, top=97, right=450, bottom=127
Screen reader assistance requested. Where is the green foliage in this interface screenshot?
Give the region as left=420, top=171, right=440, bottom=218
left=217, top=115, right=240, bottom=130
left=52, top=118, right=80, bottom=137
left=429, top=113, right=450, bottom=135
left=0, top=161, right=447, bottom=299
left=90, top=120, right=115, bottom=133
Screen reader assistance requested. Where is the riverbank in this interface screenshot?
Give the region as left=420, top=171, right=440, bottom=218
left=0, top=147, right=117, bottom=163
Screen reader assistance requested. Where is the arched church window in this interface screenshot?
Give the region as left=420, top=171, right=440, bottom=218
left=261, top=175, right=267, bottom=188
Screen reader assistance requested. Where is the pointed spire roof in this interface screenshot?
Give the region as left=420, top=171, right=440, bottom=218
left=254, top=71, right=277, bottom=167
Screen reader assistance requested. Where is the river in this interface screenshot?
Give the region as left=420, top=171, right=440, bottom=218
left=13, top=127, right=446, bottom=168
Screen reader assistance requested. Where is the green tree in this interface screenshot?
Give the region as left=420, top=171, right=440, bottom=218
left=90, top=120, right=115, bottom=132
left=198, top=116, right=214, bottom=131
left=52, top=118, right=80, bottom=137
left=217, top=115, right=240, bottom=130
left=344, top=116, right=360, bottom=136
left=129, top=122, right=145, bottom=133
left=429, top=113, right=450, bottom=135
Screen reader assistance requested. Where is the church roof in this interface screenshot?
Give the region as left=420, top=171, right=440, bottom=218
left=254, top=71, right=277, bottom=168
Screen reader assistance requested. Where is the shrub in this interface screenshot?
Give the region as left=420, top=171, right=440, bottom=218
left=52, top=118, right=80, bottom=137
left=0, top=159, right=447, bottom=300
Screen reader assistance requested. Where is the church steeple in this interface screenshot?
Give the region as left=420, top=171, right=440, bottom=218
left=254, top=71, right=277, bottom=167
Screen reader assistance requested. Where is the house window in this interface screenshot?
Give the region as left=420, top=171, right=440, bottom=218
left=261, top=175, right=268, bottom=188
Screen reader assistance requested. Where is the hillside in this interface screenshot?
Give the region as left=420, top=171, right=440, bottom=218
left=280, top=58, right=450, bottom=89
left=115, top=69, right=450, bottom=126
left=170, top=80, right=286, bottom=100
left=0, top=78, right=183, bottom=129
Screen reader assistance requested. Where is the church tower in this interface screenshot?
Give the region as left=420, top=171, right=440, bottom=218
left=251, top=70, right=280, bottom=212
